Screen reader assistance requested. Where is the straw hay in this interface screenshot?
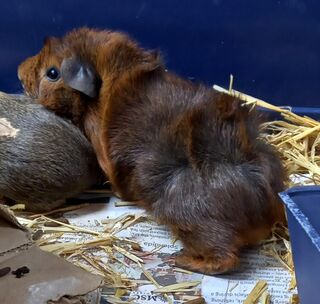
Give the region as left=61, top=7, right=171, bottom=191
left=243, top=280, right=268, bottom=304
left=13, top=207, right=204, bottom=304
left=214, top=83, right=320, bottom=187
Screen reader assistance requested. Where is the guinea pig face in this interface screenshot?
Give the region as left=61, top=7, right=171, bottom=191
left=18, top=35, right=101, bottom=126
left=18, top=28, right=162, bottom=126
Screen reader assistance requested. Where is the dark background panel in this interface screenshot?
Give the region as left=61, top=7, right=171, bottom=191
left=0, top=0, right=319, bottom=107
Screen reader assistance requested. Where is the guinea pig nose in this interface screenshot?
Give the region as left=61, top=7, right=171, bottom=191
left=19, top=80, right=25, bottom=90
left=17, top=72, right=24, bottom=87
left=17, top=72, right=22, bottom=82
left=18, top=77, right=26, bottom=90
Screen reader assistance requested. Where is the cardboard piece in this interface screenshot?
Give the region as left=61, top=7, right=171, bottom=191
left=0, top=205, right=31, bottom=256
left=0, top=205, right=104, bottom=304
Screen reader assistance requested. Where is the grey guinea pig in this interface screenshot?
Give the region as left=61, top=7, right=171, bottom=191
left=0, top=92, right=101, bottom=211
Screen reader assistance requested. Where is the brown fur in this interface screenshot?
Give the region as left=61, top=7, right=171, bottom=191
left=18, top=27, right=287, bottom=274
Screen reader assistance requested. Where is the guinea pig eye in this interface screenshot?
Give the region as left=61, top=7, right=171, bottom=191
left=46, top=67, right=60, bottom=81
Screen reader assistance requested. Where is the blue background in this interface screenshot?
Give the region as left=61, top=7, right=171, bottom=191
left=0, top=0, right=319, bottom=108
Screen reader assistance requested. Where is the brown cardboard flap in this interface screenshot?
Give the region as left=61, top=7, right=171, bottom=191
left=0, top=246, right=103, bottom=304
left=0, top=205, right=104, bottom=304
left=0, top=205, right=31, bottom=255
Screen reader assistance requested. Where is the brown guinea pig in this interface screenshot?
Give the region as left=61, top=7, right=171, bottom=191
left=0, top=92, right=101, bottom=212
left=18, top=28, right=287, bottom=274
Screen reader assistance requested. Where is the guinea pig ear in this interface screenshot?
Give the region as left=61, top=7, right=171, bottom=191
left=140, top=50, right=161, bottom=71
left=61, top=57, right=100, bottom=98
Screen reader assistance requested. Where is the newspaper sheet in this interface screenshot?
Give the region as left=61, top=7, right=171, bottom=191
left=62, top=196, right=296, bottom=304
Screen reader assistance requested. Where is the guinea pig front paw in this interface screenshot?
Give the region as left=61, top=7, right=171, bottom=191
left=174, top=252, right=239, bottom=275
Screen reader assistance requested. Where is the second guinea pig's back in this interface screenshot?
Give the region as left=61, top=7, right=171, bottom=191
left=0, top=93, right=101, bottom=210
